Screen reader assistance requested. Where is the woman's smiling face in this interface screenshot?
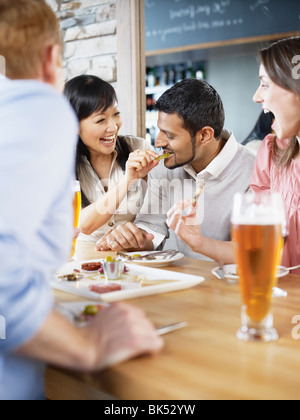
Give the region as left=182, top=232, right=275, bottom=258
left=253, top=64, right=300, bottom=140
left=79, top=105, right=122, bottom=156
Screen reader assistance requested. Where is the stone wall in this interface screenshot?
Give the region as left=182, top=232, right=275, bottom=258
left=47, top=0, right=117, bottom=83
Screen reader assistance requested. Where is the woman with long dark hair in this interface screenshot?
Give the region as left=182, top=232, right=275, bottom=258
left=251, top=37, right=300, bottom=273
left=64, top=75, right=159, bottom=245
left=167, top=37, right=300, bottom=271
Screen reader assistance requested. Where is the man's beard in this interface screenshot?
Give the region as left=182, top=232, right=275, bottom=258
left=166, top=135, right=197, bottom=170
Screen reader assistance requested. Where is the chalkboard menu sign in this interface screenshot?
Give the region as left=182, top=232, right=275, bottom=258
left=145, top=0, right=300, bottom=54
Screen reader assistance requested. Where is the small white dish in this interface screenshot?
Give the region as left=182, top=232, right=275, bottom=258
left=211, top=265, right=288, bottom=298
left=212, top=264, right=289, bottom=281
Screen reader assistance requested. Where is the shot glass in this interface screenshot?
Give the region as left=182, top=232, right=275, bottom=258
left=102, top=259, right=123, bottom=281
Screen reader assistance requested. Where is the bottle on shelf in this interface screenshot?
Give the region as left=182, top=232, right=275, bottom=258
left=146, top=94, right=156, bottom=111
left=160, top=65, right=169, bottom=86
left=195, top=64, right=205, bottom=80
left=175, top=63, right=185, bottom=83
left=185, top=61, right=195, bottom=79
left=168, top=64, right=175, bottom=85
left=147, top=67, right=156, bottom=88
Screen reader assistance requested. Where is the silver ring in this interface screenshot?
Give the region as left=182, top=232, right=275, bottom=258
left=109, top=240, right=116, bottom=246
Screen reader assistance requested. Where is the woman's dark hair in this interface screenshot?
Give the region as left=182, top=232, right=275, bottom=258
left=64, top=75, right=131, bottom=207
left=156, top=78, right=225, bottom=139
left=259, top=37, right=300, bottom=168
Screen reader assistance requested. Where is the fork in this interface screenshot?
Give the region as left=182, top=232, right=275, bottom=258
left=215, top=262, right=225, bottom=280
left=141, top=250, right=179, bottom=260
left=286, top=264, right=300, bottom=271
left=160, top=250, right=180, bottom=260
left=157, top=322, right=188, bottom=335
left=56, top=305, right=188, bottom=334
left=117, top=250, right=179, bottom=260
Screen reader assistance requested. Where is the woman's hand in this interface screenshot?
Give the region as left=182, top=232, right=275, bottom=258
left=79, top=149, right=159, bottom=237
left=167, top=199, right=204, bottom=254
left=126, top=149, right=159, bottom=183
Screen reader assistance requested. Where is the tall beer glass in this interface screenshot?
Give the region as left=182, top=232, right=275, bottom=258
left=231, top=192, right=285, bottom=342
left=70, top=180, right=81, bottom=261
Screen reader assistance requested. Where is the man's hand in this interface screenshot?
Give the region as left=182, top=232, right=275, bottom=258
left=85, top=303, right=164, bottom=370
left=96, top=223, right=154, bottom=251
left=18, top=304, right=163, bottom=372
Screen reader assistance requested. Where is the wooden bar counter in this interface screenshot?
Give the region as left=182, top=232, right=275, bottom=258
left=46, top=243, right=300, bottom=400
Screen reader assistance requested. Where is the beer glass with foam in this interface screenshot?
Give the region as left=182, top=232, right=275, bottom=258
left=231, top=192, right=285, bottom=342
left=70, top=180, right=81, bottom=261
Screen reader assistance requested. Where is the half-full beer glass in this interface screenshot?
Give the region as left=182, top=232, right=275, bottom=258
left=231, top=192, right=285, bottom=342
left=70, top=180, right=81, bottom=261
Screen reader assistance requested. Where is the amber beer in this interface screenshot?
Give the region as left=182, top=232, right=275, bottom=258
left=232, top=192, right=285, bottom=342
left=70, top=181, right=81, bottom=260
left=232, top=223, right=282, bottom=323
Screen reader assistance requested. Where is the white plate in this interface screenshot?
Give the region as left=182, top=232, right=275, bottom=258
left=123, top=251, right=184, bottom=268
left=212, top=264, right=289, bottom=281
left=51, top=259, right=204, bottom=302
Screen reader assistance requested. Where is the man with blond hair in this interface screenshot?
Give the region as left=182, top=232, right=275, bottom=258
left=0, top=0, right=162, bottom=400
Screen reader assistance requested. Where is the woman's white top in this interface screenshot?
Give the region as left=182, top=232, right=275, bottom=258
left=78, top=136, right=153, bottom=244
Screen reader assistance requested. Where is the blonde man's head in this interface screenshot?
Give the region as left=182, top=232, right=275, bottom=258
left=0, top=0, right=62, bottom=80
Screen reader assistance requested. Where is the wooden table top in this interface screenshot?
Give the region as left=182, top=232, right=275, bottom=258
left=46, top=243, right=300, bottom=400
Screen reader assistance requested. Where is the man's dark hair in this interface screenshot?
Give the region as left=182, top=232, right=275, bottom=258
left=156, top=79, right=225, bottom=139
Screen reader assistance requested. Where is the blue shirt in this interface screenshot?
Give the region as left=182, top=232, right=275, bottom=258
left=0, top=79, right=78, bottom=400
